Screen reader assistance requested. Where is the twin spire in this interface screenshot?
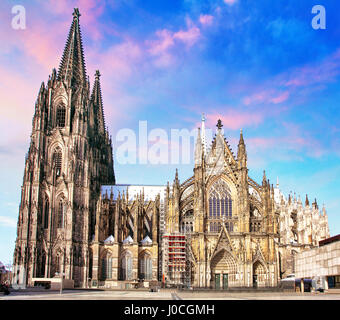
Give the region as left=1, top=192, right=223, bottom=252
left=57, top=8, right=87, bottom=86
left=91, top=70, right=106, bottom=133
left=57, top=8, right=106, bottom=133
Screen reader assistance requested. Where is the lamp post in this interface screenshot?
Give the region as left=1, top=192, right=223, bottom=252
left=60, top=272, right=64, bottom=295
left=55, top=272, right=64, bottom=295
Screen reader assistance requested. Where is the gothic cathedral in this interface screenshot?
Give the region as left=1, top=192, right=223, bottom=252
left=12, top=9, right=329, bottom=289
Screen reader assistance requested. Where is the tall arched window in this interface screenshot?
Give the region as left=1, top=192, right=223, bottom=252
left=53, top=148, right=62, bottom=179
left=43, top=197, right=49, bottom=229
left=56, top=105, right=66, bottom=128
left=208, top=180, right=233, bottom=233
left=40, top=252, right=46, bottom=278
left=139, top=252, right=152, bottom=280
left=57, top=199, right=65, bottom=228
left=121, top=251, right=132, bottom=280
left=209, top=190, right=232, bottom=218
left=101, top=254, right=112, bottom=280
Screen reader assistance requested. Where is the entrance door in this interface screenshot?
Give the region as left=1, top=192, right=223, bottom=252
left=215, top=274, right=220, bottom=290
left=253, top=275, right=258, bottom=288
left=223, top=274, right=228, bottom=289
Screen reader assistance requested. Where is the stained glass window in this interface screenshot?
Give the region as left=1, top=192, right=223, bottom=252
left=101, top=257, right=112, bottom=280
left=209, top=192, right=232, bottom=218
left=57, top=199, right=64, bottom=228
left=121, top=252, right=132, bottom=280
left=213, top=197, right=217, bottom=217
left=139, top=253, right=152, bottom=280
left=44, top=198, right=49, bottom=229
left=53, top=148, right=62, bottom=179
left=56, top=106, right=66, bottom=128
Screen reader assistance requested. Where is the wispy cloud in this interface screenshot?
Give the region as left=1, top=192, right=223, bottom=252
left=224, top=0, right=238, bottom=5
left=199, top=14, right=214, bottom=27
left=0, top=216, right=17, bottom=228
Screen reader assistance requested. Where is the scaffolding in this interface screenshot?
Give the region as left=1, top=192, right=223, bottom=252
left=162, top=233, right=186, bottom=286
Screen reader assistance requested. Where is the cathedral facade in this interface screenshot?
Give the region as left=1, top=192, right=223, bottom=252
left=12, top=9, right=329, bottom=289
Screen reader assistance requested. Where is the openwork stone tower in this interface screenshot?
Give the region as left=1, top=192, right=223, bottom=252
left=12, top=8, right=115, bottom=288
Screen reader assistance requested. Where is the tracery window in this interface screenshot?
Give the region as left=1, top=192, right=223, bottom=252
left=139, top=252, right=152, bottom=280
left=250, top=205, right=262, bottom=233
left=120, top=251, right=133, bottom=280
left=208, top=191, right=232, bottom=218
left=57, top=199, right=65, bottom=228
left=52, top=148, right=62, bottom=179
left=101, top=255, right=112, bottom=280
left=43, top=197, right=49, bottom=229
left=208, top=180, right=233, bottom=232
left=56, top=105, right=66, bottom=128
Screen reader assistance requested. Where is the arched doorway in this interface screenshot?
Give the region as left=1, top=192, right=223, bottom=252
left=253, top=261, right=267, bottom=288
left=210, top=250, right=238, bottom=289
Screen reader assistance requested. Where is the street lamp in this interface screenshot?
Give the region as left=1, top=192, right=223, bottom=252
left=55, top=272, right=64, bottom=295
left=60, top=272, right=64, bottom=295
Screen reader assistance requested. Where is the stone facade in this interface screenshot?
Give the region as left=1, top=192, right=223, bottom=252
left=12, top=9, right=330, bottom=289
left=12, top=9, right=115, bottom=288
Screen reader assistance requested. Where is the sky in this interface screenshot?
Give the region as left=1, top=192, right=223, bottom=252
left=0, top=0, right=339, bottom=265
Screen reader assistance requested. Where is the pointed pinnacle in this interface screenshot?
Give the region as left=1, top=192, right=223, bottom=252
left=216, top=119, right=223, bottom=130
left=95, top=70, right=101, bottom=80
left=73, top=8, right=81, bottom=20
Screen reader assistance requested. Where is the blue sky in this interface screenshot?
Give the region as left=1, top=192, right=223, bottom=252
left=0, top=0, right=339, bottom=265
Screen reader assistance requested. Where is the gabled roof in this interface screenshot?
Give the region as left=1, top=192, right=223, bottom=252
left=123, top=235, right=133, bottom=244
left=104, top=235, right=114, bottom=244
left=141, top=235, right=152, bottom=245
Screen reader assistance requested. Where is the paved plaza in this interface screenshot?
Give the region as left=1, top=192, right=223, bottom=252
left=1, top=289, right=340, bottom=300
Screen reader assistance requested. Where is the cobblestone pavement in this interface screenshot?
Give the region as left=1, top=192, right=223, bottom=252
left=1, top=289, right=340, bottom=300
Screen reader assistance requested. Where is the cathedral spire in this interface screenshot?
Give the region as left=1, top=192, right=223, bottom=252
left=194, top=127, right=202, bottom=167
left=91, top=70, right=106, bottom=134
left=237, top=129, right=247, bottom=167
left=262, top=170, right=267, bottom=187
left=57, top=8, right=87, bottom=87
left=201, top=113, right=207, bottom=155
left=305, top=194, right=310, bottom=207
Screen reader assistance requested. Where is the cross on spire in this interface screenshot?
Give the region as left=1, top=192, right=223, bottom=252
left=216, top=119, right=223, bottom=130
left=73, top=8, right=81, bottom=20
left=95, top=70, right=101, bottom=80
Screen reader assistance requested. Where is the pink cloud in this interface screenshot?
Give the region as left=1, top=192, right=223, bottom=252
left=224, top=0, right=238, bottom=5
left=88, top=41, right=143, bottom=80
left=270, top=91, right=290, bottom=104
left=173, top=26, right=201, bottom=47
left=205, top=110, right=264, bottom=130
left=283, top=49, right=340, bottom=87
left=240, top=48, right=340, bottom=108
left=242, top=87, right=290, bottom=106
left=147, top=29, right=175, bottom=56
left=42, top=0, right=106, bottom=40
left=199, top=14, right=214, bottom=26
left=145, top=23, right=201, bottom=68
left=148, top=25, right=201, bottom=56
